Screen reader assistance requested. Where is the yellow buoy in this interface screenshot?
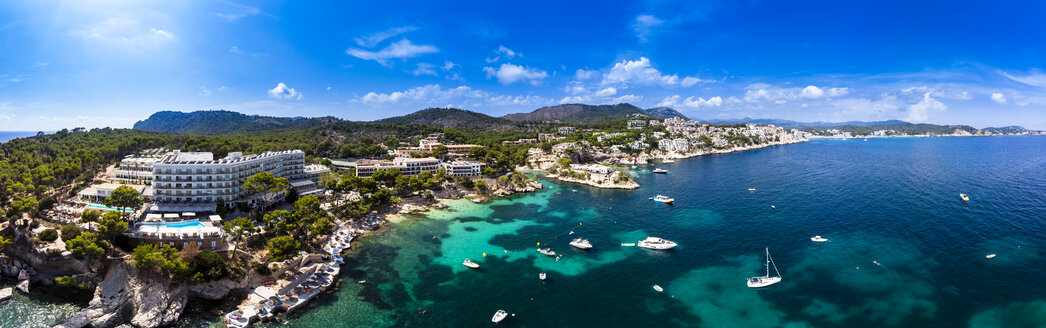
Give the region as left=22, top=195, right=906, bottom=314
left=579, top=223, right=582, bottom=226
left=537, top=242, right=540, bottom=246
left=483, top=253, right=486, bottom=257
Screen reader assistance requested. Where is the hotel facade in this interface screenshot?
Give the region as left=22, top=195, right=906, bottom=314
left=150, top=150, right=306, bottom=208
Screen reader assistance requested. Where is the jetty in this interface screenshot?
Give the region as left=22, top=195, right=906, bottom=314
left=224, top=227, right=354, bottom=327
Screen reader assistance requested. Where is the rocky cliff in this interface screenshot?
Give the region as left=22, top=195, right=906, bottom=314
left=61, top=262, right=187, bottom=328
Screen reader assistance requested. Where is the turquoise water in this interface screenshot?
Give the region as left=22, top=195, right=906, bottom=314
left=9, top=136, right=1046, bottom=327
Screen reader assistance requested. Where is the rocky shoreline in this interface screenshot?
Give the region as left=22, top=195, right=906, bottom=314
left=545, top=174, right=640, bottom=189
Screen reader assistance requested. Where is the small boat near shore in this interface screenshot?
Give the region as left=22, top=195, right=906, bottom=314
left=539, top=273, right=546, bottom=281
left=651, top=195, right=674, bottom=204
left=960, top=193, right=970, bottom=202
left=463, top=259, right=479, bottom=269
left=653, top=285, right=663, bottom=292
left=637, top=237, right=677, bottom=250
left=663, top=159, right=676, bottom=163
left=538, top=248, right=557, bottom=256
left=652, top=168, right=668, bottom=174
left=747, top=248, right=782, bottom=288
left=570, top=238, right=593, bottom=249
left=492, top=310, right=509, bottom=323
left=811, top=235, right=828, bottom=242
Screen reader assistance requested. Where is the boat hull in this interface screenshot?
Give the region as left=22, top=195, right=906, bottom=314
left=747, top=276, right=782, bottom=288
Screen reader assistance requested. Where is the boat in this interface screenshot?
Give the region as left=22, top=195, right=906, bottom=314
left=652, top=168, right=668, bottom=174
left=747, top=248, right=783, bottom=288
left=569, top=238, right=593, bottom=249
left=637, top=237, right=677, bottom=250
left=960, top=193, right=970, bottom=202
left=621, top=243, right=636, bottom=247
left=537, top=248, right=557, bottom=256
left=653, top=285, right=663, bottom=292
left=651, top=195, right=674, bottom=204
left=539, top=273, right=546, bottom=280
left=810, top=235, right=828, bottom=242
left=663, top=159, right=676, bottom=163
left=986, top=254, right=997, bottom=259
left=748, top=188, right=756, bottom=191
left=631, top=165, right=637, bottom=169
left=462, top=259, right=479, bottom=269
left=492, top=310, right=509, bottom=323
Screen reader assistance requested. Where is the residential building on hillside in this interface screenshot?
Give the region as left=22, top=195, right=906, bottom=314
left=558, top=127, right=576, bottom=134
left=627, top=120, right=647, bottom=129
left=355, top=157, right=442, bottom=178
left=112, top=157, right=158, bottom=182
left=441, top=161, right=485, bottom=177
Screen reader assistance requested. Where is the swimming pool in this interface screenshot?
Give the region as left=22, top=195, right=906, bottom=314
left=86, top=204, right=135, bottom=212
left=137, top=219, right=211, bottom=233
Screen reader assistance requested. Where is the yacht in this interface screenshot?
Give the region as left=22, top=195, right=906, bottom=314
left=747, top=248, right=782, bottom=288
left=960, top=193, right=970, bottom=202
left=810, top=235, right=828, bottom=242
left=748, top=188, right=756, bottom=192
left=569, top=238, right=593, bottom=249
left=492, top=310, right=509, bottom=323
left=637, top=237, right=677, bottom=250
left=651, top=195, right=674, bottom=204
left=986, top=254, right=997, bottom=259
left=538, top=248, right=557, bottom=256
left=462, top=259, right=479, bottom=269
left=652, top=168, right=668, bottom=174
left=653, top=285, right=664, bottom=292
left=539, top=272, right=547, bottom=281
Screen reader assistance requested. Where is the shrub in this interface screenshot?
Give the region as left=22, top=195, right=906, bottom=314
left=61, top=224, right=83, bottom=242
left=38, top=229, right=59, bottom=242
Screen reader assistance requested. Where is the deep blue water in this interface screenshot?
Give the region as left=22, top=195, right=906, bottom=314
left=0, top=131, right=41, bottom=143
left=7, top=136, right=1046, bottom=327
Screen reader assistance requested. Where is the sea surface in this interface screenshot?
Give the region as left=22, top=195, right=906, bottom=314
left=6, top=136, right=1046, bottom=327
left=0, top=131, right=42, bottom=143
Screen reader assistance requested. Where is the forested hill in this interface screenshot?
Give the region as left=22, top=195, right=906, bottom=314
left=502, top=103, right=652, bottom=123
left=133, top=110, right=341, bottom=135
left=378, top=108, right=523, bottom=131
left=808, top=122, right=980, bottom=135
left=643, top=107, right=689, bottom=119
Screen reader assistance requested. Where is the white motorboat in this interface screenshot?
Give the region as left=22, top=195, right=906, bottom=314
left=637, top=237, right=677, bottom=250
left=653, top=285, right=663, bottom=292
left=569, top=238, right=593, bottom=249
left=747, top=248, right=782, bottom=288
left=462, top=259, right=479, bottom=269
left=539, top=272, right=546, bottom=280
left=748, top=188, right=756, bottom=192
left=986, top=254, right=997, bottom=259
left=810, top=235, right=828, bottom=242
left=960, top=193, right=970, bottom=202
left=492, top=310, right=509, bottom=323
left=538, top=248, right=557, bottom=256
left=651, top=195, right=674, bottom=204
left=652, top=168, right=668, bottom=174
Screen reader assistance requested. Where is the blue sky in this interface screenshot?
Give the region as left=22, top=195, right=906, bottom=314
left=2, top=0, right=1046, bottom=131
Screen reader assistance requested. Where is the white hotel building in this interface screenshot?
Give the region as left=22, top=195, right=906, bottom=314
left=151, top=150, right=306, bottom=210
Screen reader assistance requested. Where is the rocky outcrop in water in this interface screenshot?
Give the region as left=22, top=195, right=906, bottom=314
left=62, top=262, right=187, bottom=328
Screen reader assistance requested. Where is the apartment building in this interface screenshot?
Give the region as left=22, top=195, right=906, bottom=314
left=150, top=150, right=306, bottom=209
left=355, top=157, right=441, bottom=178
left=112, top=157, right=158, bottom=182
left=441, top=161, right=485, bottom=177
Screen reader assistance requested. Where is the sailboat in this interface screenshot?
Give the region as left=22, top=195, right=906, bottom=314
left=747, top=248, right=782, bottom=288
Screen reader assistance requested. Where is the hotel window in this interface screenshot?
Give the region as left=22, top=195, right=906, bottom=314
left=211, top=241, right=216, bottom=248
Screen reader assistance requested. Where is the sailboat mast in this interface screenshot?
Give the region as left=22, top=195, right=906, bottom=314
left=765, top=248, right=770, bottom=277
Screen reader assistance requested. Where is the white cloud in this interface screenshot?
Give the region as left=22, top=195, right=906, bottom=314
left=656, top=95, right=723, bottom=108
left=442, top=60, right=458, bottom=71
left=1000, top=70, right=1046, bottom=88
left=633, top=14, right=663, bottom=42
left=151, top=28, right=173, bottom=39
left=596, top=87, right=617, bottom=97
left=357, top=84, right=487, bottom=104
left=353, top=26, right=418, bottom=48
left=229, top=46, right=241, bottom=53
left=800, top=86, right=825, bottom=99
left=575, top=69, right=598, bottom=80
left=267, top=82, right=302, bottom=100
left=680, top=76, right=708, bottom=87
left=346, top=39, right=438, bottom=66
left=901, top=86, right=969, bottom=100
left=488, top=95, right=552, bottom=106
left=496, top=45, right=519, bottom=58
left=215, top=3, right=261, bottom=21
left=991, top=92, right=1007, bottom=104
left=483, top=63, right=548, bottom=85
left=610, top=94, right=642, bottom=104
left=198, top=85, right=212, bottom=96
left=601, top=57, right=681, bottom=87
left=412, top=63, right=437, bottom=76
left=72, top=18, right=175, bottom=51
left=745, top=83, right=849, bottom=103
left=905, top=92, right=946, bottom=122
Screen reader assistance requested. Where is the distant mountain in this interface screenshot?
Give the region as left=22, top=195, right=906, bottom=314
left=378, top=108, right=521, bottom=130
left=643, top=107, right=689, bottom=119
left=133, top=110, right=341, bottom=135
left=502, top=103, right=650, bottom=123
left=982, top=126, right=1040, bottom=134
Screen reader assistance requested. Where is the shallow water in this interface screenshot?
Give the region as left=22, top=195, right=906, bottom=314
left=7, top=136, right=1046, bottom=327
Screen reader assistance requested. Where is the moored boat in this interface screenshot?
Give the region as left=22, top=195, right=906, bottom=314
left=569, top=238, right=593, bottom=249
left=538, top=248, right=557, bottom=256
left=653, top=285, right=663, bottom=292
left=747, top=248, right=782, bottom=288
left=637, top=237, right=677, bottom=250
left=960, top=193, right=970, bottom=202
left=651, top=195, right=674, bottom=203
left=652, top=168, right=668, bottom=174
left=492, top=310, right=509, bottom=323
left=986, top=254, right=996, bottom=259
left=539, top=272, right=546, bottom=280
left=463, top=259, right=479, bottom=269
left=810, top=235, right=828, bottom=242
